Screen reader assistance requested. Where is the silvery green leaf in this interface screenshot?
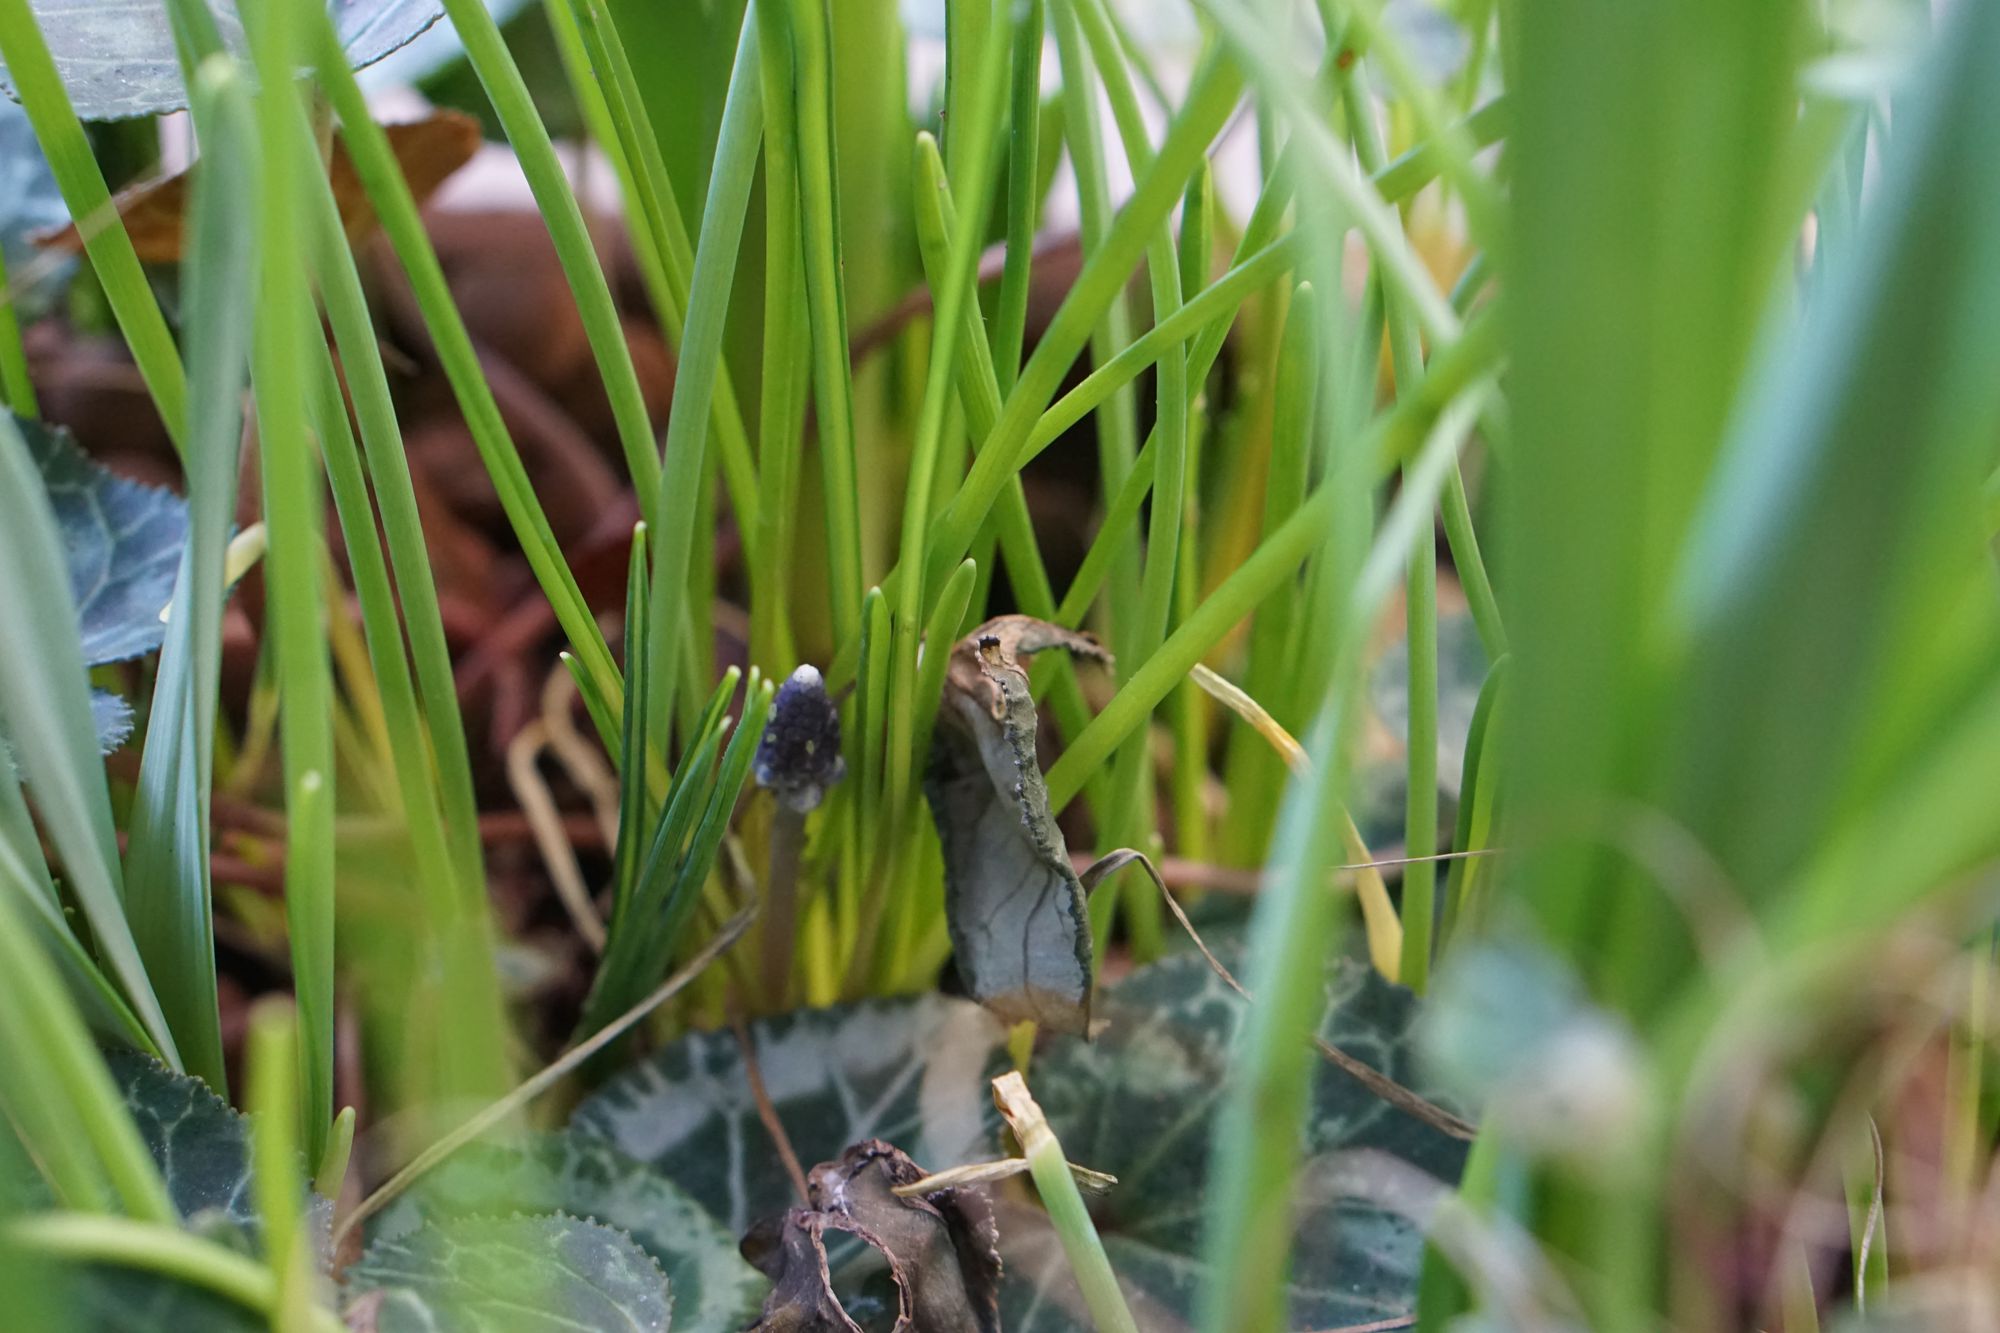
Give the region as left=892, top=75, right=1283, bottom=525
left=53, top=1050, right=316, bottom=1332
left=1000, top=949, right=1470, bottom=1331
left=570, top=994, right=1007, bottom=1236
left=344, top=1213, right=673, bottom=1333
left=1422, top=940, right=1645, bottom=1165
left=924, top=616, right=1111, bottom=1035
left=0, top=0, right=444, bottom=121
left=0, top=98, right=69, bottom=316
left=20, top=415, right=184, bottom=667
left=370, top=1133, right=764, bottom=1331
left=106, top=1047, right=258, bottom=1233
left=89, top=688, right=134, bottom=754
left=356, top=0, right=535, bottom=92
left=73, top=1267, right=263, bottom=1333
left=15, top=414, right=193, bottom=751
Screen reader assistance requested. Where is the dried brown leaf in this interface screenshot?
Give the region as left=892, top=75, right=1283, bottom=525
left=926, top=615, right=1112, bottom=1035
left=743, top=1140, right=1002, bottom=1333
left=35, top=112, right=480, bottom=264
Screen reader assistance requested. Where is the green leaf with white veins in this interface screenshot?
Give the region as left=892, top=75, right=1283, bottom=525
left=13, top=415, right=188, bottom=751
left=1001, top=950, right=1471, bottom=1332
left=344, top=1213, right=672, bottom=1333
left=0, top=0, right=444, bottom=120
left=48, top=1051, right=322, bottom=1333
left=570, top=994, right=1008, bottom=1237
left=107, top=1047, right=258, bottom=1232
left=22, top=415, right=184, bottom=666
left=369, top=1133, right=765, bottom=1330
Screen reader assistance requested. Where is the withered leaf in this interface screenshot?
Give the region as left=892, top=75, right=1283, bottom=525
left=742, top=1209, right=882, bottom=1333
left=743, top=1140, right=1000, bottom=1333
left=924, top=616, right=1111, bottom=1036
left=34, top=112, right=479, bottom=264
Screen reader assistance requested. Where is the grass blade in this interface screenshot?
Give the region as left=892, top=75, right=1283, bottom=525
left=307, top=12, right=620, bottom=709
left=785, top=0, right=865, bottom=644
left=122, top=57, right=260, bottom=1093
left=245, top=0, right=335, bottom=1156
left=646, top=5, right=762, bottom=746
left=0, top=0, right=186, bottom=448
left=0, top=887, right=175, bottom=1223
left=0, top=415, right=178, bottom=1066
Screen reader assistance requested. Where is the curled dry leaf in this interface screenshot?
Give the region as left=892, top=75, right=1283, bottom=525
left=743, top=1140, right=1001, bottom=1333
left=925, top=615, right=1112, bottom=1036
left=34, top=112, right=480, bottom=264
left=742, top=1209, right=884, bottom=1333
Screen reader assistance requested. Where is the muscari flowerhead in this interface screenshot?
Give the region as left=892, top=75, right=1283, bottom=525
left=754, top=664, right=845, bottom=814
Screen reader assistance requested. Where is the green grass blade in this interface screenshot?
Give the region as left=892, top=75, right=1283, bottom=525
left=655, top=673, right=773, bottom=960
left=920, top=50, right=1245, bottom=598
left=434, top=0, right=663, bottom=512
left=885, top=0, right=1011, bottom=869
left=0, top=0, right=187, bottom=450
left=0, top=885, right=175, bottom=1222
left=122, top=58, right=260, bottom=1093
left=908, top=130, right=1093, bottom=768
left=581, top=669, right=744, bottom=1038
left=750, top=0, right=809, bottom=674
left=555, top=0, right=763, bottom=551
left=994, top=0, right=1046, bottom=395
left=646, top=7, right=762, bottom=745
left=1663, top=0, right=2000, bottom=937
left=0, top=244, right=36, bottom=417
left=1043, top=313, right=1503, bottom=813
left=304, top=156, right=487, bottom=904
left=786, top=0, right=866, bottom=644
left=610, top=525, right=654, bottom=916
left=246, top=1001, right=314, bottom=1327
left=0, top=760, right=152, bottom=1050
left=1047, top=0, right=1142, bottom=656
left=0, top=416, right=178, bottom=1066
left=307, top=14, right=620, bottom=709
left=244, top=0, right=336, bottom=1156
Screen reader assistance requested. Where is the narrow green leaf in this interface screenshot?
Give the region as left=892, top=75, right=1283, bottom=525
left=0, top=0, right=187, bottom=447
left=0, top=413, right=177, bottom=1065
left=122, top=56, right=259, bottom=1093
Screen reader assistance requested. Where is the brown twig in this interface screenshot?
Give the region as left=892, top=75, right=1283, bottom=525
left=1071, top=847, right=1501, bottom=894
left=729, top=1004, right=810, bottom=1204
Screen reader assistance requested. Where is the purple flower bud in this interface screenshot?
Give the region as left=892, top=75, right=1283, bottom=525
left=755, top=664, right=846, bottom=813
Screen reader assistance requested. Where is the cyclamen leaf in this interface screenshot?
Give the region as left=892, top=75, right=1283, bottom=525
left=368, top=1133, right=765, bottom=1331
left=344, top=1213, right=672, bottom=1333
left=571, top=994, right=1008, bottom=1236
left=924, top=616, right=1112, bottom=1035
left=570, top=951, right=1466, bottom=1331
left=0, top=0, right=444, bottom=121
left=0, top=99, right=69, bottom=316
left=89, top=689, right=134, bottom=754
left=1000, top=949, right=1471, bottom=1332
left=52, top=1051, right=316, bottom=1333
left=20, top=415, right=184, bottom=667
left=105, top=1048, right=332, bottom=1250
left=74, top=1267, right=263, bottom=1333
left=106, top=1047, right=257, bottom=1233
